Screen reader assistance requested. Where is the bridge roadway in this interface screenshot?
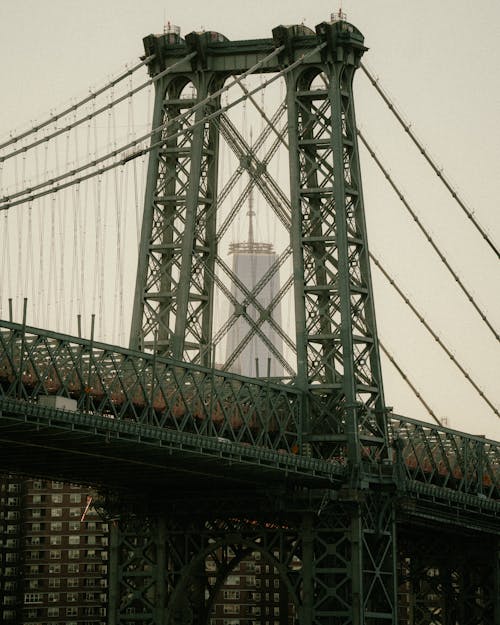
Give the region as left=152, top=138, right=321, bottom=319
left=0, top=320, right=498, bottom=532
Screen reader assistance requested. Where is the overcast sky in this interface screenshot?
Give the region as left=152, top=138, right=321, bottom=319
left=0, top=0, right=498, bottom=438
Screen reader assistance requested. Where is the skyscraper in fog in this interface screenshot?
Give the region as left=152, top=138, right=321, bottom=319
left=226, top=193, right=284, bottom=378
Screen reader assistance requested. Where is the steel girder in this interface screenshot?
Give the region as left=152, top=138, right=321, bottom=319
left=130, top=22, right=389, bottom=470
left=279, top=22, right=388, bottom=471
left=1, top=320, right=498, bottom=506
left=105, top=492, right=397, bottom=625
left=397, top=528, right=499, bottom=625
left=106, top=513, right=303, bottom=625
left=129, top=57, right=222, bottom=365
left=0, top=321, right=303, bottom=454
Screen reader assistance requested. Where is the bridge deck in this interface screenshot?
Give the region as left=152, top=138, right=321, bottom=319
left=0, top=320, right=498, bottom=521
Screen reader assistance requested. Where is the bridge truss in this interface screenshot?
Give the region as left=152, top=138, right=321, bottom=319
left=0, top=17, right=499, bottom=625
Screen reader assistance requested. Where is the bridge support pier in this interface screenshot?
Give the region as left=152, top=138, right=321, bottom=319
left=397, top=527, right=498, bottom=625
left=106, top=490, right=398, bottom=625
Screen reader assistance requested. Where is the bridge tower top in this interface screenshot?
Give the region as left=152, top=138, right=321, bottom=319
left=130, top=20, right=388, bottom=469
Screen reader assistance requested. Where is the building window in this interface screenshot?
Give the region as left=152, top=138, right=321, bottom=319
left=68, top=563, right=80, bottom=573
left=67, top=592, right=78, bottom=602
left=50, top=535, right=62, bottom=545
left=69, top=507, right=81, bottom=517
left=32, top=480, right=42, bottom=489
left=68, top=578, right=79, bottom=587
left=69, top=520, right=80, bottom=531
left=52, top=481, right=64, bottom=489
left=48, top=607, right=60, bottom=616
left=51, top=508, right=62, bottom=518
left=52, top=493, right=63, bottom=503
left=48, top=593, right=60, bottom=602
left=51, top=521, right=62, bottom=531
left=70, top=493, right=82, bottom=503
left=49, top=578, right=61, bottom=588
left=32, top=494, right=43, bottom=504
left=68, top=549, right=80, bottom=560
left=25, top=608, right=40, bottom=618
left=49, top=563, right=61, bottom=574
left=49, top=550, right=61, bottom=560
left=223, top=605, right=240, bottom=614
left=223, top=590, right=240, bottom=600
left=68, top=535, right=80, bottom=545
left=66, top=606, right=78, bottom=616
left=24, top=592, right=42, bottom=604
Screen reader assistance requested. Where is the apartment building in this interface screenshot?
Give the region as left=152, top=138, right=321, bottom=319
left=1, top=474, right=296, bottom=624
left=0, top=474, right=108, bottom=624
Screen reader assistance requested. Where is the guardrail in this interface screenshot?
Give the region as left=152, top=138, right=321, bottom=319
left=0, top=321, right=302, bottom=454
left=1, top=320, right=498, bottom=502
left=389, top=415, right=499, bottom=500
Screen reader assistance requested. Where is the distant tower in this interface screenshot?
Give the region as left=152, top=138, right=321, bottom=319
left=226, top=186, right=284, bottom=377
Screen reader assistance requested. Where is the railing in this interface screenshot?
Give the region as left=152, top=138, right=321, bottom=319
left=0, top=320, right=498, bottom=503
left=389, top=415, right=499, bottom=501
left=0, top=321, right=302, bottom=454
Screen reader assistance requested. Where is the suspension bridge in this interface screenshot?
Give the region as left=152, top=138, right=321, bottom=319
left=0, top=15, right=498, bottom=625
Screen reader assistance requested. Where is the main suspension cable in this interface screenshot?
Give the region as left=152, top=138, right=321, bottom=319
left=0, top=55, right=155, bottom=152
left=0, top=45, right=286, bottom=207
left=370, top=250, right=499, bottom=419
left=379, top=338, right=442, bottom=427
left=361, top=62, right=499, bottom=260
left=1, top=42, right=326, bottom=212
left=358, top=128, right=499, bottom=343
left=0, top=54, right=155, bottom=150
left=0, top=52, right=196, bottom=164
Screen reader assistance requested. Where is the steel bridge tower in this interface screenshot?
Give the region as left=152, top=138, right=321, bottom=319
left=100, top=17, right=498, bottom=625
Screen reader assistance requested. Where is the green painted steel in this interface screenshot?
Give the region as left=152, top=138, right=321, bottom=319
left=0, top=317, right=498, bottom=506
left=0, top=17, right=499, bottom=625
left=279, top=21, right=387, bottom=474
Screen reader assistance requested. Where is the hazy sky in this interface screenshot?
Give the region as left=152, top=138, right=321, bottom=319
left=0, top=1, right=498, bottom=438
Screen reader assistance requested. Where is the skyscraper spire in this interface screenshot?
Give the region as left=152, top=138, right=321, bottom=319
left=247, top=129, right=255, bottom=245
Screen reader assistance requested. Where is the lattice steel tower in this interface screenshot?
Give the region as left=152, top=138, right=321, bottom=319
left=117, top=16, right=397, bottom=625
